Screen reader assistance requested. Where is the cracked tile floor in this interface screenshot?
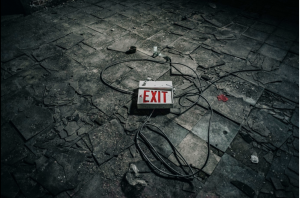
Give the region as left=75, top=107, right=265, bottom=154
left=1, top=0, right=299, bottom=197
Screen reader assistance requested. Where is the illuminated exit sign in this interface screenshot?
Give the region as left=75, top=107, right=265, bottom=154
left=137, top=81, right=173, bottom=109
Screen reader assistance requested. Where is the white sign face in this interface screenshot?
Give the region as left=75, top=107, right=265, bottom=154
left=137, top=81, right=173, bottom=109
left=137, top=89, right=173, bottom=109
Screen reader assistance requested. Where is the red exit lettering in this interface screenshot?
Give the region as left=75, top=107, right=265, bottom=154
left=142, top=90, right=167, bottom=103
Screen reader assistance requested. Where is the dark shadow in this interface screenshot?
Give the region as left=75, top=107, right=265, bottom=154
left=1, top=0, right=25, bottom=15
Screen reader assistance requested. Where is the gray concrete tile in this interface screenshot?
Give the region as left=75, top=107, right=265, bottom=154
left=258, top=44, right=288, bottom=61
left=202, top=153, right=264, bottom=198
left=168, top=132, right=221, bottom=175
left=191, top=46, right=225, bottom=69
left=265, top=34, right=293, bottom=51
left=251, top=21, right=276, bottom=33
left=172, top=37, right=200, bottom=55
left=192, top=111, right=239, bottom=152
left=242, top=28, right=269, bottom=42
left=175, top=104, right=207, bottom=131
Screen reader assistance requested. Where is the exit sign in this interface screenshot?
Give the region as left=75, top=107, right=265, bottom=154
left=137, top=81, right=173, bottom=109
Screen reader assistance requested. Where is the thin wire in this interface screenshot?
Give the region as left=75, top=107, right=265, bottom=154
left=100, top=57, right=214, bottom=179
left=100, top=56, right=261, bottom=179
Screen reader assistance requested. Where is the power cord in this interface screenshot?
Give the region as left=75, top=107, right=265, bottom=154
left=100, top=53, right=262, bottom=179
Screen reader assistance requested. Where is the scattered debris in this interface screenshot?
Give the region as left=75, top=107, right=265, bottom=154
left=250, top=152, right=259, bottom=163
left=122, top=164, right=147, bottom=197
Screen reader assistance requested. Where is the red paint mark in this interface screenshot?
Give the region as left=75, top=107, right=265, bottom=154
left=158, top=91, right=161, bottom=103
left=140, top=95, right=142, bottom=97
left=143, top=90, right=149, bottom=102
left=162, top=91, right=167, bottom=103
left=217, top=94, right=228, bottom=102
left=150, top=91, right=157, bottom=102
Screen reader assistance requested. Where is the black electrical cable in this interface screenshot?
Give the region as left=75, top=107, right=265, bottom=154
left=100, top=56, right=263, bottom=179
left=100, top=57, right=214, bottom=179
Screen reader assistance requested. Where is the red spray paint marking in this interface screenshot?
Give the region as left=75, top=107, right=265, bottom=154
left=217, top=94, right=228, bottom=102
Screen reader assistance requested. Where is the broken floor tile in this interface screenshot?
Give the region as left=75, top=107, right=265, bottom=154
left=72, top=173, right=106, bottom=197
left=32, top=44, right=63, bottom=62
left=289, top=42, right=299, bottom=55
left=213, top=29, right=238, bottom=40
left=271, top=177, right=285, bottom=190
left=43, top=83, right=75, bottom=106
left=1, top=45, right=24, bottom=62
left=64, top=121, right=80, bottom=136
left=230, top=181, right=255, bottom=198
left=282, top=52, right=299, bottom=69
left=226, top=133, right=271, bottom=175
left=265, top=34, right=293, bottom=51
left=1, top=89, right=34, bottom=123
left=258, top=44, right=288, bottom=61
left=189, top=85, right=252, bottom=124
left=243, top=28, right=269, bottom=42
left=134, top=60, right=170, bottom=81
left=13, top=171, right=47, bottom=198
left=221, top=37, right=253, bottom=59
left=174, top=19, right=200, bottom=30
left=101, top=62, right=132, bottom=84
left=1, top=122, right=28, bottom=165
left=88, top=119, right=133, bottom=164
left=168, top=132, right=220, bottom=175
left=233, top=15, right=255, bottom=26
left=83, top=31, right=114, bottom=50
left=107, top=32, right=144, bottom=53
left=251, top=21, right=276, bottom=34
left=166, top=24, right=190, bottom=36
left=55, top=33, right=84, bottom=50
left=1, top=171, right=20, bottom=198
left=226, top=23, right=248, bottom=34
left=191, top=111, right=239, bottom=152
left=141, top=115, right=190, bottom=157
left=214, top=75, right=264, bottom=105
left=273, top=28, right=298, bottom=41
left=40, top=54, right=81, bottom=73
left=168, top=54, right=198, bottom=77
left=32, top=157, right=76, bottom=196
left=183, top=29, right=209, bottom=42
left=265, top=80, right=298, bottom=103
left=175, top=104, right=207, bottom=131
left=137, top=39, right=164, bottom=57
left=132, top=23, right=160, bottom=39
left=81, top=49, right=119, bottom=68
left=266, top=150, right=292, bottom=181
left=66, top=10, right=100, bottom=25
left=11, top=105, right=53, bottom=140
left=202, top=153, right=264, bottom=198
left=245, top=108, right=291, bottom=148
left=92, top=89, right=131, bottom=117
left=264, top=152, right=274, bottom=164
left=149, top=30, right=181, bottom=47
left=291, top=108, right=299, bottom=127
left=1, top=55, right=36, bottom=75
left=191, top=46, right=225, bottom=69
left=172, top=37, right=200, bottom=55
left=102, top=24, right=129, bottom=40
left=88, top=19, right=115, bottom=33
left=91, top=9, right=116, bottom=19
left=288, top=156, right=299, bottom=174
left=247, top=51, right=280, bottom=71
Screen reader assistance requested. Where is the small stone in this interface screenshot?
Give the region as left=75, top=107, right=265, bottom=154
left=250, top=152, right=259, bottom=163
